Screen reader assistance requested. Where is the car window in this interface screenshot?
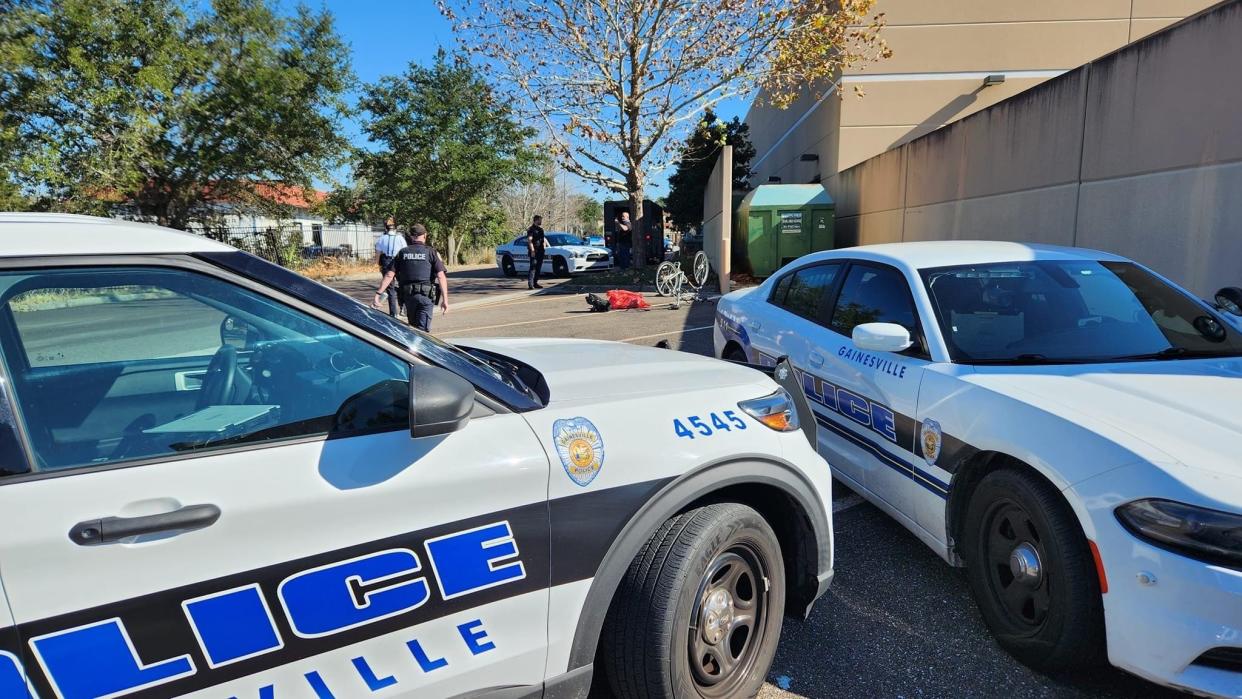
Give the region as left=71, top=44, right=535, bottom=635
left=0, top=267, right=411, bottom=473
left=830, top=264, right=918, bottom=336
left=769, top=263, right=840, bottom=321
left=922, top=260, right=1242, bottom=362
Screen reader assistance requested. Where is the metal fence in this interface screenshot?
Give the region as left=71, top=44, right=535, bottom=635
left=196, top=223, right=381, bottom=267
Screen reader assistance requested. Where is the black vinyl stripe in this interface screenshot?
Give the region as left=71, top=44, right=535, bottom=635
left=9, top=479, right=667, bottom=699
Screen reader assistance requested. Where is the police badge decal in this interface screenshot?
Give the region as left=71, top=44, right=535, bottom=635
left=553, top=417, right=605, bottom=487
left=920, top=418, right=942, bottom=466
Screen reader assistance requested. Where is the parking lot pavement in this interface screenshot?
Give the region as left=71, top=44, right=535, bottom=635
left=329, top=274, right=1183, bottom=699
left=330, top=263, right=577, bottom=308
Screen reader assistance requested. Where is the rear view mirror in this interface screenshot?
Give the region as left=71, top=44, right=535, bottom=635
left=852, top=322, right=913, bottom=353
left=1214, top=287, right=1242, bottom=316
left=409, top=364, right=474, bottom=438
left=220, top=315, right=257, bottom=349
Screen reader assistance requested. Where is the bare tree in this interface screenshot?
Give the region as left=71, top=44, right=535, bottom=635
left=439, top=0, right=889, bottom=268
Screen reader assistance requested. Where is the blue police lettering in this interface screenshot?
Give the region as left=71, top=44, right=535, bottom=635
left=407, top=638, right=449, bottom=672
left=31, top=522, right=523, bottom=698
left=29, top=619, right=195, bottom=699
left=457, top=619, right=496, bottom=655
left=0, top=651, right=34, bottom=699
left=871, top=403, right=898, bottom=442
left=425, top=522, right=525, bottom=600
left=279, top=548, right=430, bottom=638
left=837, top=346, right=908, bottom=379
left=351, top=656, right=399, bottom=692
left=837, top=389, right=872, bottom=426
left=184, top=583, right=282, bottom=668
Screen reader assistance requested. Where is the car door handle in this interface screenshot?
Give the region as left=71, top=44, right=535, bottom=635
left=809, top=352, right=825, bottom=368
left=69, top=504, right=221, bottom=546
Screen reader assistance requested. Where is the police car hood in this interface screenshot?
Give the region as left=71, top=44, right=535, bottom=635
left=969, top=357, right=1242, bottom=477
left=454, top=337, right=773, bottom=404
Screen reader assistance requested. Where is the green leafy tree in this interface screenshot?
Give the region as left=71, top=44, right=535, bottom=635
left=440, top=0, right=890, bottom=268
left=0, top=0, right=352, bottom=229
left=576, top=197, right=602, bottom=234
left=351, top=49, right=542, bottom=263
left=665, top=109, right=756, bottom=233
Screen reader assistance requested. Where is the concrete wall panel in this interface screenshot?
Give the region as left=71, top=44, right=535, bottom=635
left=1082, top=3, right=1242, bottom=181
left=1076, top=161, right=1242, bottom=295
left=874, top=22, right=1128, bottom=73
left=871, top=0, right=1131, bottom=26
left=902, top=185, right=1079, bottom=246
left=959, top=68, right=1088, bottom=198
left=1130, top=0, right=1219, bottom=19
left=838, top=77, right=1054, bottom=128
left=903, top=122, right=968, bottom=208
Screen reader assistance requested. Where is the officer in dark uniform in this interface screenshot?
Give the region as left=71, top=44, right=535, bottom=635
left=374, top=223, right=448, bottom=331
left=526, top=214, right=546, bottom=289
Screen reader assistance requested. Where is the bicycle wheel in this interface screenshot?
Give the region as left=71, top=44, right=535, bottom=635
left=691, top=250, right=710, bottom=288
left=655, top=261, right=678, bottom=297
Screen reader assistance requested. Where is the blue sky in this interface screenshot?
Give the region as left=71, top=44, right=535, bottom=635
left=317, top=1, right=749, bottom=198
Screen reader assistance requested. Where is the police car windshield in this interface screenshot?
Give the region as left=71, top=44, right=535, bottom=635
left=922, top=260, right=1242, bottom=364
left=546, top=234, right=583, bottom=246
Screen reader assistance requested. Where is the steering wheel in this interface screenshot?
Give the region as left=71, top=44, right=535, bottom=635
left=198, top=346, right=240, bottom=408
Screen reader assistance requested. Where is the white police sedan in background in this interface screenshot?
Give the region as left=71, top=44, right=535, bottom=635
left=715, top=241, right=1242, bottom=697
left=495, top=232, right=611, bottom=277
left=0, top=213, right=832, bottom=699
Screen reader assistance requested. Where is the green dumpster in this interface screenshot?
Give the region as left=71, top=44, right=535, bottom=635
left=733, top=184, right=835, bottom=277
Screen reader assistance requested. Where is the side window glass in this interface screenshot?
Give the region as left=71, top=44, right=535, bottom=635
left=831, top=265, right=919, bottom=336
left=769, top=274, right=793, bottom=306
left=0, top=268, right=411, bottom=472
left=772, top=264, right=841, bottom=321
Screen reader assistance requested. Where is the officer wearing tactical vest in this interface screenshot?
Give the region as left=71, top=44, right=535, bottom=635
left=374, top=223, right=448, bottom=331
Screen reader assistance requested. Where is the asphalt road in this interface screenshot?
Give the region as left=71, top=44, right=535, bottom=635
left=330, top=268, right=1183, bottom=699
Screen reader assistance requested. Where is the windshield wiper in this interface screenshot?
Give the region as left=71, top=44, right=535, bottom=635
left=965, top=354, right=1089, bottom=365
left=1110, top=347, right=1242, bottom=362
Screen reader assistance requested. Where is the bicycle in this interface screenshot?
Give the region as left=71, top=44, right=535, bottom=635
left=655, top=250, right=711, bottom=309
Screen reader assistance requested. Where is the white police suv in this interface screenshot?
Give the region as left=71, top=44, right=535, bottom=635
left=0, top=214, right=833, bottom=699
left=715, top=241, right=1242, bottom=697
left=495, top=232, right=611, bottom=278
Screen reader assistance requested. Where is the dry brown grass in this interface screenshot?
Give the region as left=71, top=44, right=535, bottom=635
left=297, top=257, right=377, bottom=281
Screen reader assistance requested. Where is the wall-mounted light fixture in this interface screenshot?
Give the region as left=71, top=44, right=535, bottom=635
left=768, top=176, right=782, bottom=183
left=982, top=74, right=1006, bottom=88
left=799, top=153, right=819, bottom=162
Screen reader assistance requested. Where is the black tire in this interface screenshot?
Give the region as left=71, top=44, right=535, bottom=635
left=963, top=468, right=1105, bottom=671
left=552, top=255, right=569, bottom=277
left=501, top=255, right=516, bottom=277
left=723, top=344, right=748, bottom=363
left=602, top=503, right=785, bottom=699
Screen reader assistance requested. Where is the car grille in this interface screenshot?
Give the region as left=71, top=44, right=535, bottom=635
left=587, top=253, right=608, bottom=261
left=1193, top=647, right=1242, bottom=672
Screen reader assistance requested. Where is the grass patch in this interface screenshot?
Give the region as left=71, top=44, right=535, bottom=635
left=573, top=266, right=658, bottom=288
left=297, top=257, right=378, bottom=281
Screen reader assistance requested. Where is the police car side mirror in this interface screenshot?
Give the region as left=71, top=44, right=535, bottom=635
left=409, top=364, right=475, bottom=439
left=1214, top=287, right=1242, bottom=316
left=852, top=323, right=913, bottom=353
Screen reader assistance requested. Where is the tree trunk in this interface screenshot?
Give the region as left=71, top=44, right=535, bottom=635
left=447, top=231, right=460, bottom=268
left=629, top=185, right=645, bottom=271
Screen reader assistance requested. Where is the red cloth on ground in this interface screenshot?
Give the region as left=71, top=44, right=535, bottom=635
left=606, top=289, right=650, bottom=309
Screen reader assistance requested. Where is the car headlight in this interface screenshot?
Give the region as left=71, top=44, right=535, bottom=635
left=1115, top=498, right=1242, bottom=569
left=738, top=389, right=800, bottom=432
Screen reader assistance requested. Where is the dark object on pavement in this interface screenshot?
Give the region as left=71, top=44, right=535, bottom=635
left=654, top=340, right=671, bottom=349
left=586, top=293, right=611, bottom=312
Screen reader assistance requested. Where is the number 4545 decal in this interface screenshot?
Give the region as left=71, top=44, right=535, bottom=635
left=673, top=411, right=747, bottom=439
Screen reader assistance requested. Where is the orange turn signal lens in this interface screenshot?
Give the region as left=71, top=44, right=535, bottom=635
left=738, top=390, right=800, bottom=432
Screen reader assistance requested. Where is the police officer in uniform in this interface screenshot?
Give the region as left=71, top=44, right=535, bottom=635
left=374, top=223, right=448, bottom=331
left=526, top=214, right=546, bottom=289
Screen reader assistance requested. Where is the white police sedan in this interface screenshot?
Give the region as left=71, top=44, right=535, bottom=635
left=0, top=213, right=832, bottom=699
left=495, top=232, right=611, bottom=277
left=715, top=241, right=1242, bottom=697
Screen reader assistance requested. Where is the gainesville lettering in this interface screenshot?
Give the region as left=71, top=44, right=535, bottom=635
left=838, top=345, right=907, bottom=379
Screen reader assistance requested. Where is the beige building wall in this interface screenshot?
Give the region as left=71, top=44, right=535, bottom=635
left=820, top=1, right=1242, bottom=297
left=745, top=0, right=1217, bottom=184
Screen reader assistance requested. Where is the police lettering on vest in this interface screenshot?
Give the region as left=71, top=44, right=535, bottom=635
left=388, top=243, right=444, bottom=300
